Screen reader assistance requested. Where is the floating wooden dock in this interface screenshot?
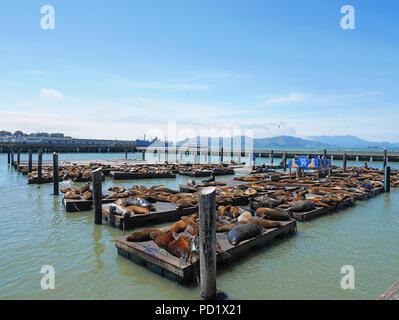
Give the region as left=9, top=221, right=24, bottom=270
left=115, top=220, right=296, bottom=284
left=102, top=202, right=197, bottom=230
left=377, top=280, right=399, bottom=300
left=109, top=171, right=176, bottom=180
left=62, top=197, right=115, bottom=212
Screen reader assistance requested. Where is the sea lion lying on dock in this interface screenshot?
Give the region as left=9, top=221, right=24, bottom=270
left=64, top=191, right=81, bottom=199
left=125, top=198, right=155, bottom=210
left=150, top=231, right=174, bottom=249
left=81, top=183, right=91, bottom=193
left=108, top=186, right=125, bottom=193
left=255, top=208, right=291, bottom=221
left=126, top=205, right=150, bottom=215
left=289, top=201, right=315, bottom=212
left=109, top=204, right=130, bottom=217
left=127, top=228, right=167, bottom=242
left=241, top=218, right=282, bottom=229
left=228, top=224, right=262, bottom=246
left=82, top=191, right=92, bottom=200
left=237, top=210, right=253, bottom=223
left=176, top=198, right=198, bottom=210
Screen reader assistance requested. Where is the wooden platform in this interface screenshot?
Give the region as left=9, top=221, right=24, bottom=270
left=62, top=197, right=115, bottom=212
left=109, top=171, right=176, bottom=180
left=102, top=202, right=197, bottom=230
left=377, top=280, right=399, bottom=300
left=115, top=220, right=296, bottom=284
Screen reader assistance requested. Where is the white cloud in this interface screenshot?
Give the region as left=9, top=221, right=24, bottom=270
left=262, top=93, right=308, bottom=106
left=40, top=89, right=65, bottom=100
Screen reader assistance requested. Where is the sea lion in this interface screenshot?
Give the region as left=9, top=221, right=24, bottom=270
left=126, top=198, right=154, bottom=210
left=171, top=220, right=187, bottom=239
left=64, top=191, right=81, bottom=199
left=127, top=228, right=167, bottom=242
left=115, top=199, right=127, bottom=207
left=126, top=206, right=150, bottom=215
left=167, top=236, right=190, bottom=258
left=181, top=215, right=199, bottom=235
left=237, top=210, right=252, bottom=223
left=108, top=186, right=125, bottom=193
left=255, top=208, right=291, bottom=221
left=176, top=198, right=198, bottom=209
left=289, top=201, right=315, bottom=213
left=216, top=223, right=237, bottom=232
left=81, top=183, right=90, bottom=193
left=228, top=224, right=262, bottom=246
left=151, top=186, right=178, bottom=194
left=253, top=196, right=284, bottom=209
left=242, top=218, right=282, bottom=229
left=109, top=204, right=130, bottom=217
left=82, top=191, right=92, bottom=200
left=150, top=231, right=174, bottom=249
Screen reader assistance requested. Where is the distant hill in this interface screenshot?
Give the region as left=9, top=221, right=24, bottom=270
left=176, top=135, right=338, bottom=149
left=308, top=135, right=399, bottom=149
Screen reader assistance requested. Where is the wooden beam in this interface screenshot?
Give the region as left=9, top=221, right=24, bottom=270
left=93, top=168, right=103, bottom=225
left=199, top=187, right=217, bottom=300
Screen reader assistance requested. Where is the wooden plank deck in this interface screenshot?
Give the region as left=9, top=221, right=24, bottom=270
left=62, top=197, right=115, bottom=212
left=377, top=280, right=399, bottom=300
left=115, top=219, right=296, bottom=284
left=102, top=202, right=197, bottom=230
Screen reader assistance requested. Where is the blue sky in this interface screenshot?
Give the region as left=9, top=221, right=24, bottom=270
left=0, top=0, right=398, bottom=141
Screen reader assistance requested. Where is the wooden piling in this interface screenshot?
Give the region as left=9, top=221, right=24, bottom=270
left=220, top=148, right=224, bottom=163
left=283, top=152, right=287, bottom=171
left=383, top=149, right=387, bottom=169
left=28, top=150, right=32, bottom=173
left=125, top=150, right=128, bottom=159
left=199, top=186, right=217, bottom=300
left=7, top=151, right=10, bottom=164
left=93, top=168, right=103, bottom=225
left=37, top=150, right=42, bottom=184
left=17, top=150, right=20, bottom=168
left=384, top=166, right=391, bottom=193
left=11, top=149, right=14, bottom=166
left=270, top=150, right=274, bottom=164
left=53, top=152, right=59, bottom=195
left=142, top=151, right=145, bottom=161
left=343, top=153, right=347, bottom=172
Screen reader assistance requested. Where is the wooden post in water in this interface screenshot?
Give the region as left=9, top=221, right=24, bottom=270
left=93, top=168, right=103, bottom=225
left=323, top=149, right=327, bottom=158
left=199, top=186, right=217, bottom=300
left=17, top=150, right=20, bottom=169
left=220, top=147, right=224, bottom=164
left=384, top=166, right=391, bottom=193
left=125, top=150, right=128, bottom=159
left=238, top=151, right=241, bottom=164
left=11, top=149, right=14, bottom=167
left=28, top=150, right=32, bottom=173
left=343, top=153, right=347, bottom=172
left=383, top=149, right=387, bottom=169
left=53, top=152, right=59, bottom=195
left=270, top=150, right=274, bottom=164
left=37, top=150, right=42, bottom=184
left=283, top=152, right=287, bottom=171
left=142, top=151, right=145, bottom=161
left=7, top=150, right=10, bottom=164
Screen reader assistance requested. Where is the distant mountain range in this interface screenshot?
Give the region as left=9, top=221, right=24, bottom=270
left=173, top=135, right=399, bottom=150
left=308, top=135, right=399, bottom=149
left=176, top=135, right=338, bottom=149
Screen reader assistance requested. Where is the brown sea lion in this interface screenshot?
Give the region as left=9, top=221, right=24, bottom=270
left=127, top=228, right=167, bottom=242
left=82, top=191, right=92, bottom=200
left=150, top=231, right=174, bottom=249
left=181, top=216, right=199, bottom=235
left=64, top=191, right=81, bottom=199
left=176, top=198, right=198, bottom=209
left=255, top=207, right=291, bottom=221
left=81, top=183, right=90, bottom=193
left=289, top=201, right=315, bottom=213
left=115, top=199, right=127, bottom=207
left=216, top=223, right=237, bottom=232
left=126, top=206, right=150, bottom=215
left=171, top=220, right=187, bottom=239
left=242, top=218, right=282, bottom=229
left=167, top=236, right=190, bottom=258
left=108, top=186, right=125, bottom=193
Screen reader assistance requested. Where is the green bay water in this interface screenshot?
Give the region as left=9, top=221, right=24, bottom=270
left=0, top=152, right=398, bottom=299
